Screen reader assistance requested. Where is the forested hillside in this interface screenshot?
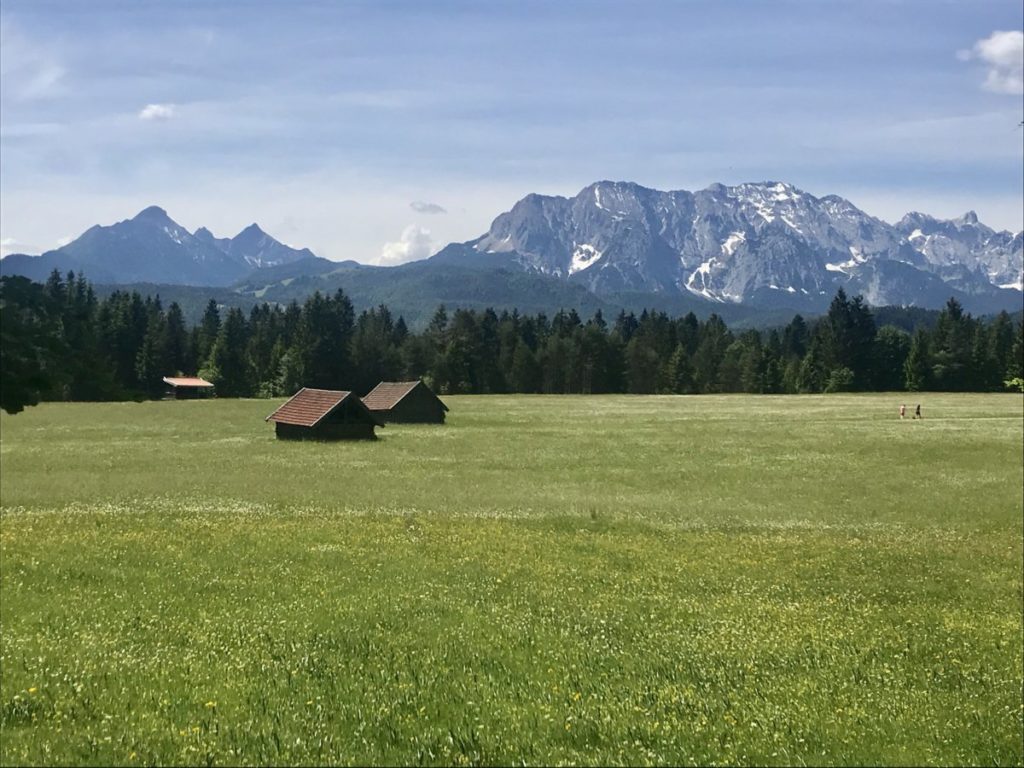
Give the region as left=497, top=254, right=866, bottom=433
left=1, top=270, right=1021, bottom=414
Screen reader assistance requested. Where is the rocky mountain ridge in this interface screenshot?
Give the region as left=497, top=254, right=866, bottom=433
left=0, top=206, right=313, bottom=286
left=432, top=180, right=1022, bottom=309
left=2, top=183, right=1021, bottom=317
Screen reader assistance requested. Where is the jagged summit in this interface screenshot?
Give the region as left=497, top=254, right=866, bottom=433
left=236, top=223, right=265, bottom=236
left=432, top=180, right=1023, bottom=307
left=132, top=205, right=171, bottom=222
left=0, top=209, right=315, bottom=287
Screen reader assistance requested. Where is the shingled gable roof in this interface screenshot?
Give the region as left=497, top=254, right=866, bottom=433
left=265, top=388, right=384, bottom=428
left=163, top=376, right=214, bottom=388
left=362, top=380, right=448, bottom=412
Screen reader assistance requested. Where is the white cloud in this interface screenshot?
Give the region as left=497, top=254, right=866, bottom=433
left=410, top=200, right=447, bottom=214
left=56, top=235, right=74, bottom=247
left=138, top=103, right=176, bottom=120
left=378, top=225, right=434, bottom=266
left=1, top=237, right=41, bottom=257
left=958, top=30, right=1024, bottom=95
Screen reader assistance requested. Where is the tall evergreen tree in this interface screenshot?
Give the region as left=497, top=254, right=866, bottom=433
left=904, top=328, right=931, bottom=392
left=930, top=298, right=973, bottom=391
left=873, top=325, right=911, bottom=392
left=204, top=307, right=251, bottom=397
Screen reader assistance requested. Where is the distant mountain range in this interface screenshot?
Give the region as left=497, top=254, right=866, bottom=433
left=0, top=206, right=313, bottom=286
left=2, top=181, right=1021, bottom=324
left=433, top=180, right=1023, bottom=309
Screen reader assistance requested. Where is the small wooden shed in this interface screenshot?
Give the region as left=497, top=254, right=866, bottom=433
left=163, top=376, right=215, bottom=399
left=266, top=388, right=384, bottom=440
left=361, top=380, right=448, bottom=424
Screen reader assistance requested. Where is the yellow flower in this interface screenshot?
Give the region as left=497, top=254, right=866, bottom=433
left=28, top=687, right=37, bottom=694
left=204, top=701, right=216, bottom=708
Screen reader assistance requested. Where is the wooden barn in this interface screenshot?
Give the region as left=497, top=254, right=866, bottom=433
left=362, top=380, right=448, bottom=424
left=162, top=376, right=215, bottom=399
left=266, top=388, right=384, bottom=440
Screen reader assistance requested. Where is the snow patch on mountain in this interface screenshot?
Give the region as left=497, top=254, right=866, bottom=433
left=570, top=243, right=602, bottom=275
left=721, top=232, right=746, bottom=256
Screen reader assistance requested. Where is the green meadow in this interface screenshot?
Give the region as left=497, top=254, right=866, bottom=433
left=1, top=394, right=1022, bottom=766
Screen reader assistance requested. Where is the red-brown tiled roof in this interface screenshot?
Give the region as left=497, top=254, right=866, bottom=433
left=265, top=388, right=353, bottom=427
left=163, top=376, right=214, bottom=388
left=362, top=381, right=421, bottom=411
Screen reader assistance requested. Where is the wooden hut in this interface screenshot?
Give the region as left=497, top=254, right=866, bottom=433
left=266, top=388, right=384, bottom=440
left=162, top=376, right=214, bottom=399
left=361, top=380, right=448, bottom=424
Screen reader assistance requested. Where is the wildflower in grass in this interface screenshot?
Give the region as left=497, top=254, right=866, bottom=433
left=27, top=687, right=37, bottom=694
left=204, top=701, right=216, bottom=708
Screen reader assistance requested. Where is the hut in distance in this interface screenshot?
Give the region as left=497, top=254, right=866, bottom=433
left=266, top=388, right=384, bottom=440
left=362, top=380, right=448, bottom=424
left=163, top=376, right=214, bottom=400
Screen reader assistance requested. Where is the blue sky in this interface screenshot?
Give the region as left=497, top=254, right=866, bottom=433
left=2, top=0, right=1022, bottom=263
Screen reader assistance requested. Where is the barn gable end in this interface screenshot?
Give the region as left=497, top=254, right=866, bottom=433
left=362, top=380, right=448, bottom=424
left=266, top=388, right=383, bottom=440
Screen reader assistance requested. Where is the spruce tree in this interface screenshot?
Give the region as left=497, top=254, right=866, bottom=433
left=904, top=328, right=931, bottom=391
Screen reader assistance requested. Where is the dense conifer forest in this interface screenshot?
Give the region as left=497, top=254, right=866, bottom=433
left=1, top=270, right=1022, bottom=414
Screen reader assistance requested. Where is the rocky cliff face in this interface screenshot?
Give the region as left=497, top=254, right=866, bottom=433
left=434, top=180, right=1023, bottom=309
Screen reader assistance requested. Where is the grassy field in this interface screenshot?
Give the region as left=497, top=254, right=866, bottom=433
left=1, top=394, right=1022, bottom=766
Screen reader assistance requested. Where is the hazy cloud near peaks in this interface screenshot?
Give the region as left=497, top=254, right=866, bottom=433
left=138, top=103, right=176, bottom=120
left=958, top=30, right=1024, bottom=95
left=378, top=225, right=433, bottom=266
left=410, top=201, right=447, bottom=215
left=1, top=236, right=41, bottom=257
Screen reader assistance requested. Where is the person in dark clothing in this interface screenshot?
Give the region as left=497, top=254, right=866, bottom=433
left=914, top=404, right=921, bottom=419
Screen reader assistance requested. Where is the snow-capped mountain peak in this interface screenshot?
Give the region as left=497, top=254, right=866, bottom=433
left=433, top=180, right=1023, bottom=309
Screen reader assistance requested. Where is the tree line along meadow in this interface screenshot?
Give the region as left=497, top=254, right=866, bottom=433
left=1, top=269, right=1022, bottom=414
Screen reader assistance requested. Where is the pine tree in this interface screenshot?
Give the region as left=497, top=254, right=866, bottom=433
left=930, top=297, right=972, bottom=390
left=624, top=335, right=660, bottom=394
left=796, top=336, right=827, bottom=393
left=0, top=277, right=68, bottom=413
left=692, top=314, right=731, bottom=393
left=203, top=307, right=250, bottom=397
left=509, top=342, right=541, bottom=393
left=135, top=301, right=170, bottom=397
left=904, top=328, right=931, bottom=392
left=196, top=299, right=221, bottom=366
left=873, top=325, right=911, bottom=392
left=1007, top=320, right=1024, bottom=380
left=295, top=290, right=355, bottom=390
left=663, top=343, right=694, bottom=394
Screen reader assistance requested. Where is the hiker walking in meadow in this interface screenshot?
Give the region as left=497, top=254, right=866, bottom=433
left=914, top=404, right=921, bottom=419
left=900, top=404, right=906, bottom=419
